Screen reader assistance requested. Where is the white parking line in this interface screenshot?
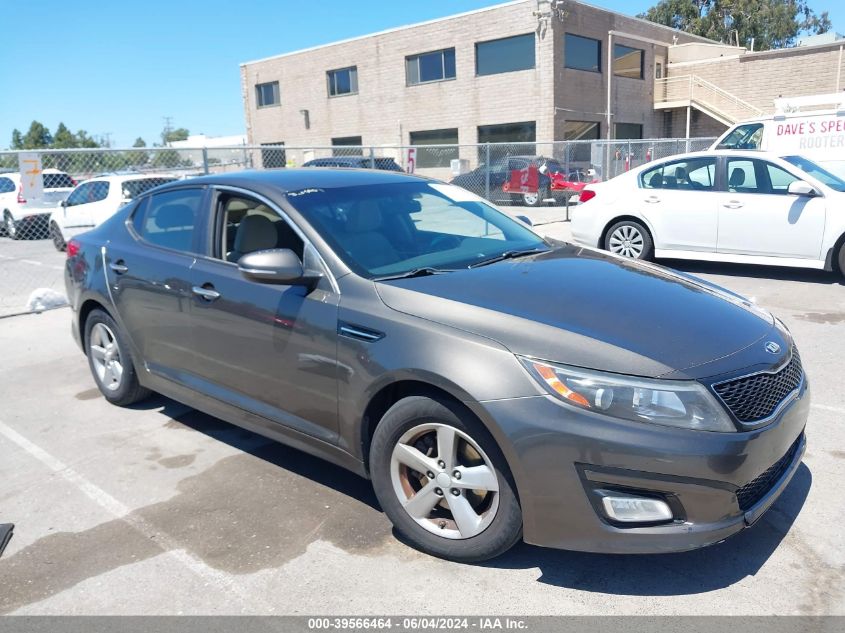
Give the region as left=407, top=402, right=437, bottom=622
left=811, top=403, right=845, bottom=414
left=20, top=259, right=43, bottom=266
left=0, top=419, right=273, bottom=613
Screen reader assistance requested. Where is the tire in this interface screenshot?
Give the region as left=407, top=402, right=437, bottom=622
left=50, top=221, right=66, bottom=252
left=838, top=240, right=845, bottom=280
left=370, top=395, right=522, bottom=562
left=4, top=211, right=20, bottom=240
left=84, top=309, right=151, bottom=406
left=604, top=219, right=654, bottom=260
left=521, top=186, right=548, bottom=208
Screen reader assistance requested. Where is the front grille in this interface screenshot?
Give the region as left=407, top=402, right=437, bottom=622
left=735, top=434, right=802, bottom=512
left=713, top=345, right=803, bottom=423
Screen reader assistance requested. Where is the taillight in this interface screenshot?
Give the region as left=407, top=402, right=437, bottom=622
left=66, top=239, right=81, bottom=258
left=579, top=188, right=596, bottom=203
left=16, top=185, right=26, bottom=204
left=71, top=178, right=77, bottom=186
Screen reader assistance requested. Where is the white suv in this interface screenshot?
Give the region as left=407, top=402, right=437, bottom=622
left=49, top=173, right=177, bottom=250
left=0, top=169, right=75, bottom=239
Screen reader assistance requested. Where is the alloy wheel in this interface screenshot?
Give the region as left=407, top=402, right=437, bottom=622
left=608, top=224, right=644, bottom=258
left=522, top=192, right=539, bottom=206
left=390, top=422, right=500, bottom=539
left=89, top=323, right=124, bottom=391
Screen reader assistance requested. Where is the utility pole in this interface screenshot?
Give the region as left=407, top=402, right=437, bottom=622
left=162, top=116, right=173, bottom=145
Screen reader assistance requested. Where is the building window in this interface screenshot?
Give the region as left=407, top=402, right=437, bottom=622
left=261, top=142, right=286, bottom=169
left=406, top=48, right=456, bottom=85
left=615, top=123, right=643, bottom=139
left=477, top=121, right=536, bottom=162
left=332, top=136, right=363, bottom=156
left=613, top=44, right=644, bottom=79
left=564, top=121, right=601, bottom=162
left=476, top=34, right=535, bottom=76
left=327, top=66, right=358, bottom=97
left=409, top=129, right=459, bottom=168
left=255, top=81, right=280, bottom=107
left=564, top=34, right=601, bottom=73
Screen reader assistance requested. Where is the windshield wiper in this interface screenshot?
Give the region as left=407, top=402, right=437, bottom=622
left=469, top=247, right=548, bottom=268
left=373, top=267, right=453, bottom=281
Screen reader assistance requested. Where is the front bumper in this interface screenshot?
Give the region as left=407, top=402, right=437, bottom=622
left=475, top=380, right=809, bottom=554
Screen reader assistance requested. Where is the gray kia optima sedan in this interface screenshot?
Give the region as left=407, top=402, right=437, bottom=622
left=65, top=169, right=809, bottom=562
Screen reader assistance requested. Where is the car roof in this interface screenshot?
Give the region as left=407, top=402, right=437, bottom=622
left=151, top=168, right=426, bottom=195
left=86, top=173, right=177, bottom=184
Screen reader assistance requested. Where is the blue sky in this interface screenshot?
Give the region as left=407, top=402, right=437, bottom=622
left=2, top=0, right=841, bottom=149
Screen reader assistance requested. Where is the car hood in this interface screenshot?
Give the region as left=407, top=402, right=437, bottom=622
left=375, top=245, right=778, bottom=379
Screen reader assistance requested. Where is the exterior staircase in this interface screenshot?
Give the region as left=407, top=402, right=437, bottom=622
left=654, top=75, right=764, bottom=126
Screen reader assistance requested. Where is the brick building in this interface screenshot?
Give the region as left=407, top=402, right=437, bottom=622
left=239, top=0, right=845, bottom=164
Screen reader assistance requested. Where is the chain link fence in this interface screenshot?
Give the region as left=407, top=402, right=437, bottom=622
left=0, top=137, right=714, bottom=317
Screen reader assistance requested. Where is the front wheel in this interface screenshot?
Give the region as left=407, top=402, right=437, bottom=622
left=85, top=309, right=151, bottom=406
left=604, top=219, right=654, bottom=260
left=50, top=221, right=66, bottom=251
left=370, top=396, right=523, bottom=562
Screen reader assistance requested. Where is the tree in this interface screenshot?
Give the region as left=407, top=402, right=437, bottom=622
left=640, top=0, right=831, bottom=50
left=20, top=121, right=53, bottom=149
left=132, top=137, right=147, bottom=148
left=10, top=129, right=23, bottom=150
left=162, top=127, right=189, bottom=144
left=52, top=123, right=77, bottom=149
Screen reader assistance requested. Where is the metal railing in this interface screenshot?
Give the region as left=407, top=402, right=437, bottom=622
left=0, top=137, right=715, bottom=317
left=655, top=75, right=765, bottom=125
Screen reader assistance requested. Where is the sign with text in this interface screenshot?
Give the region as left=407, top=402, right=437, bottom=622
left=19, top=153, right=44, bottom=201
left=508, top=164, right=539, bottom=193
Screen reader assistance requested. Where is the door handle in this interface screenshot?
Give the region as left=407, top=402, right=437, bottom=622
left=192, top=285, right=220, bottom=301
left=644, top=196, right=660, bottom=203
left=723, top=201, right=744, bottom=209
left=109, top=261, right=128, bottom=274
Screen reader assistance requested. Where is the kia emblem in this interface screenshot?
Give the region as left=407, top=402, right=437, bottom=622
left=764, top=341, right=781, bottom=354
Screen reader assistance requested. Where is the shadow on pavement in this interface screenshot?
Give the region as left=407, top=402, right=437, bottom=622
left=662, top=259, right=840, bottom=286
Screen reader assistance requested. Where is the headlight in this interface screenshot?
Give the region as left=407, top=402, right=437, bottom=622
left=519, top=357, right=735, bottom=432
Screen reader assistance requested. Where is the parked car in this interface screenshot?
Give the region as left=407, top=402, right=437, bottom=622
left=452, top=155, right=565, bottom=207
left=302, top=156, right=403, bottom=171
left=66, top=169, right=808, bottom=562
left=548, top=168, right=599, bottom=204
left=0, top=169, right=75, bottom=239
left=571, top=149, right=845, bottom=276
left=49, top=173, right=177, bottom=251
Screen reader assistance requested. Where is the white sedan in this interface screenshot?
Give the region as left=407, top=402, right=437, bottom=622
left=571, top=149, right=845, bottom=277
left=49, top=173, right=176, bottom=250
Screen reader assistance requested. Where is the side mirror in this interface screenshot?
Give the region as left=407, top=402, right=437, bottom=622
left=787, top=180, right=818, bottom=197
left=237, top=248, right=321, bottom=286
left=515, top=214, right=533, bottom=226
left=60, top=200, right=68, bottom=208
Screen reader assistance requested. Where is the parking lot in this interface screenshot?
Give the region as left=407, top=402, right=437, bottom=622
left=0, top=216, right=843, bottom=615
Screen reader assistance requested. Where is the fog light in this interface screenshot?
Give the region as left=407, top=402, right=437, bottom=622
left=599, top=492, right=673, bottom=523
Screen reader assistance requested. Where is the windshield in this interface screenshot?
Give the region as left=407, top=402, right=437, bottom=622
left=286, top=181, right=547, bottom=278
left=783, top=155, right=845, bottom=192
left=716, top=123, right=763, bottom=150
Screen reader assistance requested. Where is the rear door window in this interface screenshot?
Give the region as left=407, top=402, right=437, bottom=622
left=133, top=188, right=204, bottom=253
left=641, top=157, right=716, bottom=190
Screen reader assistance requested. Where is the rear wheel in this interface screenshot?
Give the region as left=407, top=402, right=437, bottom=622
left=4, top=211, right=20, bottom=240
left=521, top=186, right=549, bottom=208
left=370, top=396, right=522, bottom=562
left=50, top=221, right=66, bottom=251
left=84, top=309, right=151, bottom=406
left=604, top=219, right=654, bottom=260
